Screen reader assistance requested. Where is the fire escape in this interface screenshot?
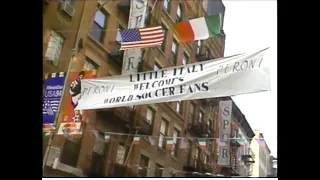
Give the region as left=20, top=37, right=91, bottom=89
left=108, top=42, right=124, bottom=70
left=183, top=158, right=212, bottom=177
left=95, top=105, right=153, bottom=177
left=230, top=138, right=241, bottom=176
left=183, top=99, right=218, bottom=176
left=117, top=0, right=130, bottom=22
left=228, top=136, right=255, bottom=176
left=242, top=148, right=255, bottom=176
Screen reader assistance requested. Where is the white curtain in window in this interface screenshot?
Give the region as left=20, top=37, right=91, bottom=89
left=158, top=134, right=164, bottom=147
left=146, top=108, right=154, bottom=124
left=45, top=31, right=64, bottom=66
left=160, top=120, right=166, bottom=134
left=163, top=0, right=170, bottom=9
left=199, top=112, right=203, bottom=122
left=83, top=60, right=96, bottom=70
left=171, top=41, right=177, bottom=54
left=116, top=145, right=126, bottom=164
left=176, top=102, right=180, bottom=112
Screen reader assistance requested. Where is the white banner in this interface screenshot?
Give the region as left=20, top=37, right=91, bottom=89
left=121, top=0, right=148, bottom=75
left=76, top=48, right=270, bottom=110
left=217, top=100, right=232, bottom=166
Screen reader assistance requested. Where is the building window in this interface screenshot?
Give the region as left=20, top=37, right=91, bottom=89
left=146, top=107, right=155, bottom=124
left=60, top=138, right=81, bottom=167
left=45, top=30, right=64, bottom=67
left=90, top=9, right=108, bottom=43
left=161, top=23, right=168, bottom=52
left=189, top=102, right=195, bottom=124
left=171, top=39, right=178, bottom=65
left=176, top=3, right=182, bottom=22
left=163, top=0, right=170, bottom=11
left=204, top=154, right=207, bottom=164
left=208, top=141, right=213, bottom=152
left=138, top=154, right=149, bottom=177
left=182, top=53, right=189, bottom=65
left=93, top=131, right=106, bottom=155
left=194, top=148, right=199, bottom=160
left=158, top=119, right=168, bottom=149
left=154, top=164, right=163, bottom=177
left=154, top=63, right=161, bottom=71
left=184, top=139, right=192, bottom=166
left=208, top=119, right=212, bottom=134
left=83, top=57, right=99, bottom=70
left=196, top=40, right=202, bottom=54
left=198, top=111, right=203, bottom=123
left=144, top=6, right=151, bottom=26
left=205, top=49, right=210, bottom=59
left=116, top=144, right=128, bottom=164
left=171, top=128, right=180, bottom=157
left=176, top=101, right=183, bottom=115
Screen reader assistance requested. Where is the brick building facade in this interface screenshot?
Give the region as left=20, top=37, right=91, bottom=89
left=41, top=0, right=254, bottom=177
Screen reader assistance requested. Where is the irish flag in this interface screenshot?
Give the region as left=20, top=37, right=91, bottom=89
left=174, top=14, right=222, bottom=43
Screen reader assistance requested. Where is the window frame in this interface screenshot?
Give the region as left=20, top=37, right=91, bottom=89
left=90, top=9, right=108, bottom=43
left=115, top=143, right=128, bottom=165
left=154, top=163, right=163, bottom=177
left=138, top=154, right=149, bottom=177
left=163, top=0, right=171, bottom=11
left=171, top=39, right=178, bottom=65
left=158, top=119, right=168, bottom=149
left=83, top=57, right=99, bottom=71
left=176, top=3, right=183, bottom=22
left=146, top=107, right=155, bottom=125
left=161, top=23, right=168, bottom=52
left=171, top=128, right=180, bottom=157
left=182, top=53, right=189, bottom=65
left=196, top=40, right=202, bottom=54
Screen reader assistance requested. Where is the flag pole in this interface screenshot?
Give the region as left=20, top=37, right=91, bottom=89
left=42, top=1, right=88, bottom=172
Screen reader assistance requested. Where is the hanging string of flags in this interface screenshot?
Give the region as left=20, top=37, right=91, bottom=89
left=120, top=164, right=225, bottom=177
left=87, top=129, right=268, bottom=149
left=44, top=127, right=268, bottom=150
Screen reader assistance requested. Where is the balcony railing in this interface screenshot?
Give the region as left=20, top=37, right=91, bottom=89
left=187, top=118, right=210, bottom=137
left=230, top=139, right=241, bottom=148
left=183, top=158, right=210, bottom=175
left=136, top=117, right=153, bottom=135
left=242, top=148, right=255, bottom=164
left=230, top=154, right=241, bottom=176
left=96, top=107, right=134, bottom=126
left=186, top=122, right=208, bottom=136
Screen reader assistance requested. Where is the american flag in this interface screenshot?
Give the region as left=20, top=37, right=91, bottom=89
left=117, top=26, right=164, bottom=50
left=43, top=100, right=59, bottom=116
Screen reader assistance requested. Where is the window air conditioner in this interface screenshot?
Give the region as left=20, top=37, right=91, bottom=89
left=59, top=1, right=75, bottom=17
